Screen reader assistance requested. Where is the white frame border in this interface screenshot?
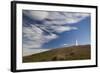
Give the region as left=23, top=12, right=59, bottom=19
left=16, top=3, right=96, bottom=70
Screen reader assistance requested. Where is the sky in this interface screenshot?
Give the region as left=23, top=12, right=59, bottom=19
left=22, top=10, right=91, bottom=56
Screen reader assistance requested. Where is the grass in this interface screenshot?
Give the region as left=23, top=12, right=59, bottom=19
left=23, top=45, right=91, bottom=63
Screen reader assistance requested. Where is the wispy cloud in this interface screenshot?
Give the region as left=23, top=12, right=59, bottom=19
left=50, top=26, right=78, bottom=33
left=24, top=11, right=89, bottom=24
left=43, top=12, right=89, bottom=25
left=23, top=24, right=58, bottom=49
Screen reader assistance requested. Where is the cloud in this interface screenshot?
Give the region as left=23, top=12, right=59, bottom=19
left=23, top=10, right=89, bottom=24
left=23, top=10, right=48, bottom=20
left=23, top=48, right=50, bottom=56
left=23, top=24, right=58, bottom=49
left=62, top=44, right=68, bottom=47
left=23, top=10, right=89, bottom=52
left=50, top=26, right=78, bottom=33
left=23, top=25, right=44, bottom=49
left=23, top=24, right=77, bottom=49
left=63, top=12, right=89, bottom=24
left=43, top=12, right=90, bottom=25
left=63, top=44, right=68, bottom=45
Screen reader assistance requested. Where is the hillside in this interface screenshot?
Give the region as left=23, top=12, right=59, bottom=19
left=23, top=45, right=91, bottom=63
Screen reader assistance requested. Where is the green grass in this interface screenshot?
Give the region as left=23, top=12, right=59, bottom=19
left=23, top=45, right=91, bottom=63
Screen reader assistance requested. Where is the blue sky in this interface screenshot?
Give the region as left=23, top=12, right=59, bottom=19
left=22, top=10, right=90, bottom=56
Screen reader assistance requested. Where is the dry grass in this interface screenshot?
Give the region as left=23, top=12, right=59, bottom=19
left=23, top=45, right=91, bottom=63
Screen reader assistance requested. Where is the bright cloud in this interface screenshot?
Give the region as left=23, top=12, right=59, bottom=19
left=62, top=12, right=89, bottom=24
left=50, top=26, right=78, bottom=33
left=23, top=10, right=48, bottom=20
left=63, top=44, right=68, bottom=46
left=62, top=44, right=68, bottom=47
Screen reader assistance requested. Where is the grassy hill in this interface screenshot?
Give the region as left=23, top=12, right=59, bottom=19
left=23, top=45, right=91, bottom=63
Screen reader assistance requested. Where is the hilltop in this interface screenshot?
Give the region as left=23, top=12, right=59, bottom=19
left=23, top=45, right=91, bottom=63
